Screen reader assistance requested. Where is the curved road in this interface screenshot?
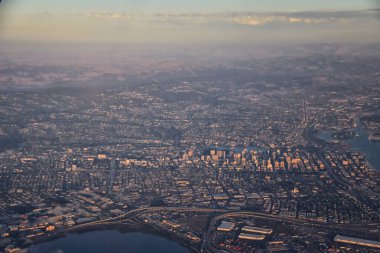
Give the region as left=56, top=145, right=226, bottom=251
left=36, top=206, right=379, bottom=253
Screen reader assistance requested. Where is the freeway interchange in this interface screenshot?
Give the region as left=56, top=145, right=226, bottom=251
left=45, top=206, right=380, bottom=253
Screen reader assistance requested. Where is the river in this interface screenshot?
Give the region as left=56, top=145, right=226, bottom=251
left=316, top=119, right=380, bottom=171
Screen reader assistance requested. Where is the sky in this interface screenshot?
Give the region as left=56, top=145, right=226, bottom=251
left=0, top=0, right=379, bottom=44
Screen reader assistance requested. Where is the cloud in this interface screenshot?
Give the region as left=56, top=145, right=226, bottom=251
left=1, top=8, right=379, bottom=44
left=66, top=9, right=379, bottom=27
left=80, top=12, right=131, bottom=20
left=233, top=15, right=351, bottom=26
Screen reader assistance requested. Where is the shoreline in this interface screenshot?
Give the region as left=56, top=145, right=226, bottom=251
left=315, top=125, right=380, bottom=172
left=26, top=222, right=200, bottom=253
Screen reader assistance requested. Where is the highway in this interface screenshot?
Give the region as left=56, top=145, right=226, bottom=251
left=66, top=207, right=229, bottom=232
left=201, top=211, right=380, bottom=253
left=35, top=206, right=379, bottom=253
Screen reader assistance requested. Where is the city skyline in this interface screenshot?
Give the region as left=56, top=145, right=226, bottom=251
left=0, top=1, right=380, bottom=253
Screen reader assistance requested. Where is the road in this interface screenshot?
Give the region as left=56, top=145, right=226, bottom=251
left=201, top=211, right=380, bottom=253
left=36, top=206, right=379, bottom=253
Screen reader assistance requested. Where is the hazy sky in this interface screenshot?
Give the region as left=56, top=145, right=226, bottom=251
left=0, top=0, right=379, bottom=44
